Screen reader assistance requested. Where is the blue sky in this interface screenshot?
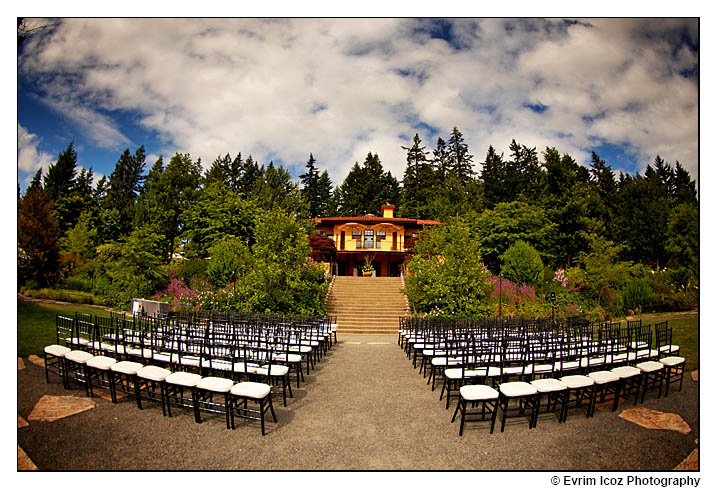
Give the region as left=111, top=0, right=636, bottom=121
left=17, top=17, right=698, bottom=191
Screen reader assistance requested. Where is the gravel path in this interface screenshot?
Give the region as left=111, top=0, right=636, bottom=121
left=17, top=335, right=699, bottom=470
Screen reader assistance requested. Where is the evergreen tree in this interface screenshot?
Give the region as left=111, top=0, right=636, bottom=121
left=480, top=145, right=507, bottom=208
left=400, top=134, right=435, bottom=219
left=446, top=126, right=475, bottom=185
left=140, top=153, right=203, bottom=260
left=335, top=153, right=399, bottom=216
left=28, top=168, right=43, bottom=194
left=432, top=137, right=450, bottom=179
left=300, top=153, right=322, bottom=218
left=102, top=146, right=146, bottom=239
left=316, top=170, right=334, bottom=217
left=672, top=161, right=697, bottom=205
left=43, top=142, right=77, bottom=203
left=238, top=155, right=262, bottom=198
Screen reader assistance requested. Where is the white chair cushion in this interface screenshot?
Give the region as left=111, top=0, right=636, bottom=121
left=165, top=371, right=202, bottom=387
left=110, top=360, right=144, bottom=375
left=231, top=381, right=271, bottom=399
left=611, top=366, right=641, bottom=378
left=44, top=344, right=70, bottom=357
left=444, top=368, right=463, bottom=379
left=195, top=376, right=234, bottom=393
left=64, top=350, right=94, bottom=364
left=637, top=361, right=664, bottom=373
left=660, top=356, right=685, bottom=367
left=459, top=384, right=499, bottom=401
left=499, top=381, right=538, bottom=397
left=588, top=371, right=620, bottom=384
left=531, top=378, right=567, bottom=393
left=137, top=365, right=172, bottom=381
left=560, top=375, right=594, bottom=389
left=86, top=355, right=117, bottom=370
left=256, top=365, right=289, bottom=376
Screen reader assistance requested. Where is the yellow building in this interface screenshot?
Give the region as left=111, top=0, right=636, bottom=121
left=314, top=204, right=441, bottom=277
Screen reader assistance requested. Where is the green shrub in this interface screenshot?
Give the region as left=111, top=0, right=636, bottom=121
left=20, top=287, right=104, bottom=306
left=501, top=241, right=544, bottom=286
left=622, top=278, right=656, bottom=313
left=61, top=276, right=94, bottom=293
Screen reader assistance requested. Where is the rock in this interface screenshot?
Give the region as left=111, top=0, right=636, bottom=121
left=691, top=370, right=698, bottom=382
left=27, top=395, right=96, bottom=422
left=619, top=408, right=691, bottom=434
left=18, top=358, right=25, bottom=370
left=674, top=447, right=698, bottom=470
left=18, top=446, right=38, bottom=470
left=18, top=415, right=29, bottom=428
left=28, top=355, right=45, bottom=367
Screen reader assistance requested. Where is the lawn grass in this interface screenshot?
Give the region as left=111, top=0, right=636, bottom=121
left=17, top=298, right=117, bottom=358
left=17, top=295, right=699, bottom=375
left=621, top=311, right=699, bottom=373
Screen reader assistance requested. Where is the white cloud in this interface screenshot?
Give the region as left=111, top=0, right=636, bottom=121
left=17, top=123, right=54, bottom=178
left=18, top=18, right=698, bottom=185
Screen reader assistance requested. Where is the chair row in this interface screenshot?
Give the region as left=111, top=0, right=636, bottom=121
left=398, top=317, right=686, bottom=435
left=42, top=313, right=338, bottom=434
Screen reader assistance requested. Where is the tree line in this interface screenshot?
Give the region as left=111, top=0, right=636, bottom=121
left=17, top=127, right=698, bottom=315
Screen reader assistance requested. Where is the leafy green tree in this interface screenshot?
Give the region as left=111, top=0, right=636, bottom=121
left=60, top=210, right=99, bottom=259
left=93, top=224, right=167, bottom=308
left=251, top=161, right=308, bottom=216
left=182, top=181, right=259, bottom=258
left=666, top=203, right=699, bottom=281
left=18, top=186, right=61, bottom=287
left=501, top=240, right=544, bottom=286
left=138, top=153, right=203, bottom=260
left=573, top=232, right=635, bottom=307
left=468, top=200, right=556, bottom=272
left=207, top=236, right=252, bottom=287
left=404, top=219, right=492, bottom=317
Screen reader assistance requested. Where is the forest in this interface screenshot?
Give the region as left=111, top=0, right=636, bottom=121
left=17, top=126, right=698, bottom=320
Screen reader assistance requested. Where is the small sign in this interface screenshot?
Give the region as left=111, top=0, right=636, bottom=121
left=550, top=292, right=556, bottom=301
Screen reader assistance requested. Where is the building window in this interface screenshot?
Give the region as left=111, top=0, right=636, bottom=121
left=376, top=231, right=386, bottom=248
left=364, top=229, right=374, bottom=249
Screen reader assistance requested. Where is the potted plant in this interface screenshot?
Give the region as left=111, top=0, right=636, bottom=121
left=362, top=255, right=375, bottom=277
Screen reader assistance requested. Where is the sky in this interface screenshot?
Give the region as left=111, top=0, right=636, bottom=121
left=17, top=16, right=699, bottom=192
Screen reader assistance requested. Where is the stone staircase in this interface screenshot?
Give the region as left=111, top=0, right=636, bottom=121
left=325, top=276, right=410, bottom=335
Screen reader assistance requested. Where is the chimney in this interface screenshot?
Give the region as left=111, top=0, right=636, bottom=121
left=381, top=203, right=395, bottom=219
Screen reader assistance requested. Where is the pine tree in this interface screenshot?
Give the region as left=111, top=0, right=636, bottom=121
left=446, top=127, right=474, bottom=185
left=401, top=134, right=434, bottom=219
left=103, top=146, right=146, bottom=239
left=480, top=145, right=507, bottom=208
left=300, top=153, right=322, bottom=218
left=317, top=170, right=334, bottom=217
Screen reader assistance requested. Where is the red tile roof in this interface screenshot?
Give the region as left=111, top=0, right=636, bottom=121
left=314, top=216, right=442, bottom=225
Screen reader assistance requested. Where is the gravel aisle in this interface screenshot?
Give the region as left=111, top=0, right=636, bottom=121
left=17, top=335, right=699, bottom=470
